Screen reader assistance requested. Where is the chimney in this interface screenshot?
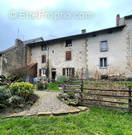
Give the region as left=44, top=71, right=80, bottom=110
left=81, top=29, right=86, bottom=34
left=15, top=39, right=23, bottom=48
left=116, top=14, right=120, bottom=26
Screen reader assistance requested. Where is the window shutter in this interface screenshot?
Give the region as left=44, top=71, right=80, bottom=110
left=63, top=68, right=65, bottom=76
left=66, top=51, right=71, bottom=60
left=42, top=55, right=46, bottom=63
left=39, top=69, right=41, bottom=76
left=72, top=68, right=75, bottom=77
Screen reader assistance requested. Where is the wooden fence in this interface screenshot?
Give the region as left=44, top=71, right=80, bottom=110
left=63, top=80, right=132, bottom=112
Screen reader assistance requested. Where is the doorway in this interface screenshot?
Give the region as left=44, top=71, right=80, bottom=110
left=52, top=71, right=56, bottom=81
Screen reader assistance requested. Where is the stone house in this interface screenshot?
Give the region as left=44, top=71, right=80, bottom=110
left=0, top=14, right=132, bottom=80
left=0, top=38, right=43, bottom=77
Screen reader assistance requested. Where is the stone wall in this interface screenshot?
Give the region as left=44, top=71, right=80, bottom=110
left=1, top=39, right=26, bottom=76
left=30, top=38, right=87, bottom=79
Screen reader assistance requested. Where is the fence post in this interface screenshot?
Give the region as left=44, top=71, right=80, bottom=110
left=80, top=80, right=84, bottom=104
left=128, top=86, right=132, bottom=112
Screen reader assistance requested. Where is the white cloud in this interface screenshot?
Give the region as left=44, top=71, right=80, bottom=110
left=5, top=0, right=61, bottom=10
left=82, top=0, right=112, bottom=11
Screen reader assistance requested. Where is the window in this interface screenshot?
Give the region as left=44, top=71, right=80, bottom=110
left=100, top=57, right=107, bottom=68
left=42, top=55, right=46, bottom=63
left=66, top=51, right=71, bottom=61
left=65, top=40, right=72, bottom=47
left=41, top=43, right=46, bottom=51
left=100, top=41, right=108, bottom=52
left=63, top=68, right=75, bottom=77
left=42, top=68, right=46, bottom=76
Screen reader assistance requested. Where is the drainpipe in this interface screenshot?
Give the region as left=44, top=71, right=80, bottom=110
left=85, top=38, right=89, bottom=80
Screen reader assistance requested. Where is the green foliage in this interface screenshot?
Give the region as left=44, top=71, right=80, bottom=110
left=9, top=95, right=24, bottom=106
left=0, top=108, right=132, bottom=135
left=0, top=87, right=11, bottom=108
left=36, top=81, right=44, bottom=90
left=36, top=81, right=49, bottom=90
left=56, top=76, right=68, bottom=85
left=0, top=74, right=24, bottom=87
left=10, top=82, right=34, bottom=100
left=47, top=83, right=59, bottom=91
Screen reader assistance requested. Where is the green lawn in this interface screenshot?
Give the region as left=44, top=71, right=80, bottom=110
left=0, top=107, right=132, bottom=135
left=47, top=83, right=60, bottom=91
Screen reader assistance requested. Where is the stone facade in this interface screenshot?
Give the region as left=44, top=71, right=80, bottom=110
left=0, top=39, right=26, bottom=76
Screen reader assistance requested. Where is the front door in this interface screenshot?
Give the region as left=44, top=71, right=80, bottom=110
left=52, top=71, right=56, bottom=81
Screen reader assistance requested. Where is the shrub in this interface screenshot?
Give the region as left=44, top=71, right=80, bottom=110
left=9, top=95, right=24, bottom=107
left=56, top=76, right=68, bottom=85
left=0, top=87, right=11, bottom=108
left=37, top=81, right=49, bottom=90
left=10, top=82, right=34, bottom=100
left=37, top=81, right=44, bottom=90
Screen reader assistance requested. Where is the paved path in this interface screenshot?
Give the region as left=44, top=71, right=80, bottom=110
left=6, top=91, right=79, bottom=116
left=25, top=91, right=76, bottom=114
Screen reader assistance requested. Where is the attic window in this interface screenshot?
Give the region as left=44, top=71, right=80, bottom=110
left=65, top=40, right=72, bottom=47
left=41, top=43, right=46, bottom=51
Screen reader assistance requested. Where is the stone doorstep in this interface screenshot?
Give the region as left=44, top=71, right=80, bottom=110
left=5, top=107, right=88, bottom=118
left=52, top=110, right=69, bottom=116
left=38, top=112, right=52, bottom=116
left=77, top=106, right=88, bottom=111
left=67, top=108, right=81, bottom=114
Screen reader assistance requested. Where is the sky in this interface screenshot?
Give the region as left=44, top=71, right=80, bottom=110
left=0, top=0, right=132, bottom=51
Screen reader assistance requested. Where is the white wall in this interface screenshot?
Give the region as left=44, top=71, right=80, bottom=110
left=87, top=29, right=128, bottom=78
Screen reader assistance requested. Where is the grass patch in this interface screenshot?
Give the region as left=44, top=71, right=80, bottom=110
left=0, top=107, right=132, bottom=135
left=47, top=83, right=60, bottom=91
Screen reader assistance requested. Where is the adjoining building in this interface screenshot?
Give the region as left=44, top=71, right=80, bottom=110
left=0, top=14, right=132, bottom=80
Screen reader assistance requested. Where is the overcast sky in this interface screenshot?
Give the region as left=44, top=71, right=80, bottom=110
left=0, top=0, right=132, bottom=51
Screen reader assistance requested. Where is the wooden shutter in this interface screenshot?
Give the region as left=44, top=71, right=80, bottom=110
left=63, top=68, right=65, bottom=76
left=66, top=51, right=71, bottom=60
left=42, top=55, right=46, bottom=63
left=72, top=68, right=75, bottom=77
left=39, top=69, right=41, bottom=76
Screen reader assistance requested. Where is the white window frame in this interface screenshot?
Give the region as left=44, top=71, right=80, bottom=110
left=100, top=41, right=108, bottom=52
left=42, top=68, right=46, bottom=76
left=100, top=57, right=107, bottom=68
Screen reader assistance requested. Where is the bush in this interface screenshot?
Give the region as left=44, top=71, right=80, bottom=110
left=0, top=87, right=11, bottom=108
left=9, top=95, right=25, bottom=107
left=10, top=82, right=34, bottom=100
left=37, top=81, right=44, bottom=90
left=56, top=76, right=68, bottom=85
left=37, top=81, right=49, bottom=90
